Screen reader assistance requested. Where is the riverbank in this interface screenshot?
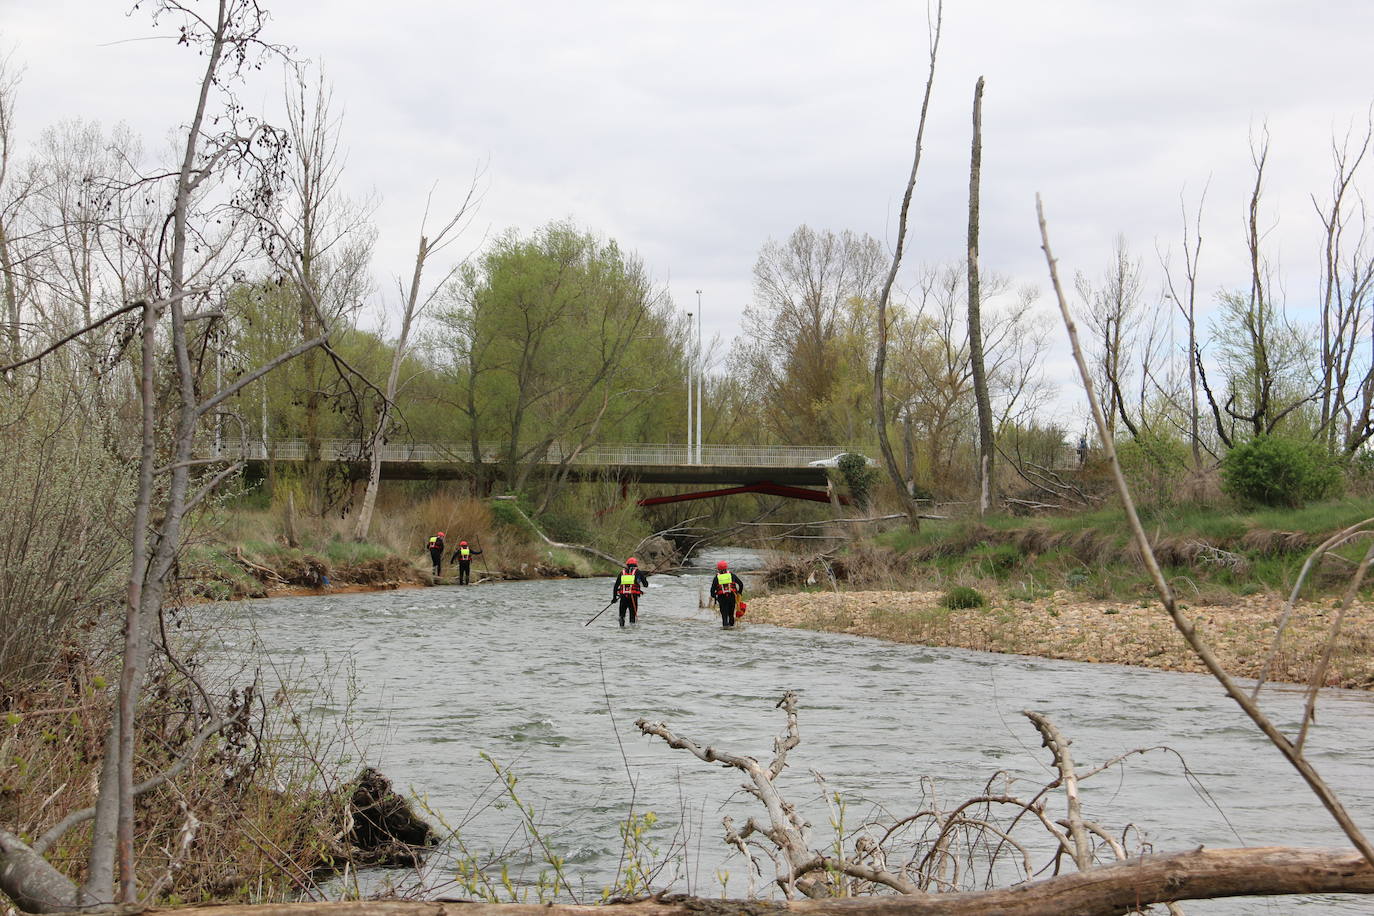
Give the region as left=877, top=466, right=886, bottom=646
left=746, top=589, right=1374, bottom=689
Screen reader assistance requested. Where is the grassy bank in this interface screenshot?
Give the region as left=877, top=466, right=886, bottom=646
left=764, top=497, right=1374, bottom=603
left=179, top=490, right=637, bottom=601
left=748, top=497, right=1374, bottom=687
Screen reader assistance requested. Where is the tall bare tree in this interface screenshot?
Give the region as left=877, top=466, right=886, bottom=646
left=352, top=182, right=478, bottom=541
left=738, top=225, right=885, bottom=443
left=275, top=68, right=376, bottom=515
left=1160, top=183, right=1210, bottom=466
left=0, top=3, right=338, bottom=908
left=965, top=75, right=994, bottom=515
left=0, top=48, right=28, bottom=366
left=1203, top=129, right=1315, bottom=441
left=1074, top=235, right=1145, bottom=441
left=873, top=0, right=943, bottom=531
left=1312, top=117, right=1374, bottom=453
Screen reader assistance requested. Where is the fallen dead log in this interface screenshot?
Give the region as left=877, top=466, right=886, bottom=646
left=113, top=846, right=1374, bottom=916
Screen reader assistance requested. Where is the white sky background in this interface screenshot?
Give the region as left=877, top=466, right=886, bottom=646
left=6, top=0, right=1374, bottom=428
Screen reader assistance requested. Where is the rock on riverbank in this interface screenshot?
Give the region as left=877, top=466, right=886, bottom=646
left=746, top=589, right=1374, bottom=689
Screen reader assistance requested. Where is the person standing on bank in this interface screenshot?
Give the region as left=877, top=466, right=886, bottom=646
left=613, top=557, right=649, bottom=627
left=426, top=531, right=446, bottom=577
left=710, top=559, right=745, bottom=628
left=450, top=539, right=483, bottom=585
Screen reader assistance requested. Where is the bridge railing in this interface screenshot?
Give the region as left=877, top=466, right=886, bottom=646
left=213, top=439, right=872, bottom=468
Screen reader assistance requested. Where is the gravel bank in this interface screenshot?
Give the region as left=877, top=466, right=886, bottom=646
left=746, top=589, right=1374, bottom=689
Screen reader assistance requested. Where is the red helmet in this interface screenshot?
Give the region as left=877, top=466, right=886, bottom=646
left=437, top=531, right=445, bottom=537
left=626, top=557, right=638, bottom=566
left=716, top=560, right=729, bottom=570
left=459, top=540, right=468, bottom=546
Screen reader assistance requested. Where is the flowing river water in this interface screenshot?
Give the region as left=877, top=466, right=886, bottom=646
left=214, top=553, right=1374, bottom=914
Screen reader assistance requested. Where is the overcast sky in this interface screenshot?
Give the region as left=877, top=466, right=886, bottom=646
left=6, top=1, right=1374, bottom=424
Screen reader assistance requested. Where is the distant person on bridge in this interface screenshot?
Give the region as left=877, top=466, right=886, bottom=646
left=613, top=557, right=649, bottom=627
left=710, top=560, right=745, bottom=628
left=426, top=531, right=445, bottom=577
left=450, top=539, right=483, bottom=585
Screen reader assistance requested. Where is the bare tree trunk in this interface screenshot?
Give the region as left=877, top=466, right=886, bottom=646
left=354, top=235, right=428, bottom=540
left=353, top=182, right=477, bottom=540
left=873, top=1, right=942, bottom=532
left=965, top=76, right=993, bottom=516
left=0, top=56, right=19, bottom=366
left=0, top=217, right=18, bottom=365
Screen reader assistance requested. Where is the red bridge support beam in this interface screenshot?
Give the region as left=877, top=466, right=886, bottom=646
left=636, top=480, right=847, bottom=507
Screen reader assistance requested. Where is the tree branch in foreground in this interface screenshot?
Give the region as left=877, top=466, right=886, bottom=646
left=104, top=848, right=1374, bottom=916
left=1036, top=193, right=1374, bottom=866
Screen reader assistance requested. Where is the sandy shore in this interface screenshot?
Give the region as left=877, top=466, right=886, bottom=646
left=745, top=589, right=1374, bottom=689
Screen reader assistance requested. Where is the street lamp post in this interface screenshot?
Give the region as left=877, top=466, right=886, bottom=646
left=685, top=310, right=694, bottom=464
left=695, top=290, right=703, bottom=465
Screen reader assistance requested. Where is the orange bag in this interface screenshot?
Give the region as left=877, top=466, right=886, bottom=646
left=736, top=601, right=747, bottom=617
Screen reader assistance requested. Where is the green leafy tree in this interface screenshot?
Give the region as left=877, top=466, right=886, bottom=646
left=435, top=222, right=681, bottom=509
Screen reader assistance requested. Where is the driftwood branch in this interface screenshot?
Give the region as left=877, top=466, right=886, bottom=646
left=637, top=691, right=821, bottom=898
left=103, top=850, right=1374, bottom=915
left=1023, top=711, right=1090, bottom=870
left=490, top=496, right=621, bottom=567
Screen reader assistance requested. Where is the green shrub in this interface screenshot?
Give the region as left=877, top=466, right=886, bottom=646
left=837, top=452, right=880, bottom=507
left=1117, top=432, right=1190, bottom=475
left=539, top=509, right=591, bottom=545
left=973, top=543, right=1021, bottom=577
left=1116, top=432, right=1192, bottom=505
left=1220, top=435, right=1342, bottom=508
left=489, top=497, right=535, bottom=532
left=941, top=585, right=986, bottom=609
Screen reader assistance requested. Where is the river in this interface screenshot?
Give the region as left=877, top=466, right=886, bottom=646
left=214, top=554, right=1374, bottom=913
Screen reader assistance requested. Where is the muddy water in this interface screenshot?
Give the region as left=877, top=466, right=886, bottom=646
left=215, top=556, right=1374, bottom=913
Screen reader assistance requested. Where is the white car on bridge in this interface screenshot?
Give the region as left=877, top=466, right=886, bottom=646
left=808, top=452, right=877, bottom=468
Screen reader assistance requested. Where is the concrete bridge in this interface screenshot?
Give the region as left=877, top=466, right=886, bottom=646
left=219, top=439, right=874, bottom=500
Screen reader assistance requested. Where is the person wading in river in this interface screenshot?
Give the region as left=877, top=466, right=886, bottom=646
left=450, top=539, right=483, bottom=585
left=709, top=559, right=745, bottom=628
left=426, top=531, right=446, bottom=577
left=613, top=557, right=649, bottom=627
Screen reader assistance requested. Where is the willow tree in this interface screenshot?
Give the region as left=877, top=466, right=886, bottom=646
left=436, top=221, right=677, bottom=509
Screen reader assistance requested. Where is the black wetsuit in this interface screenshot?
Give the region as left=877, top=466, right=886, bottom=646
left=450, top=545, right=483, bottom=584
left=426, top=536, right=445, bottom=576
left=710, top=570, right=745, bottom=628
left=612, top=567, right=649, bottom=627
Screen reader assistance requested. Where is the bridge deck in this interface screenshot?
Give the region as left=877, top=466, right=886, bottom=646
left=220, top=439, right=867, bottom=487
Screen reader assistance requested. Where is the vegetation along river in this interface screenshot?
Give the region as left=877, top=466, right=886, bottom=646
left=214, top=554, right=1374, bottom=914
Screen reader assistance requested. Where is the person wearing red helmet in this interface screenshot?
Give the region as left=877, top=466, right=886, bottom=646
left=426, top=531, right=446, bottom=577
left=449, top=539, right=483, bottom=585
left=709, top=559, right=746, bottom=628
left=611, top=556, right=649, bottom=627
